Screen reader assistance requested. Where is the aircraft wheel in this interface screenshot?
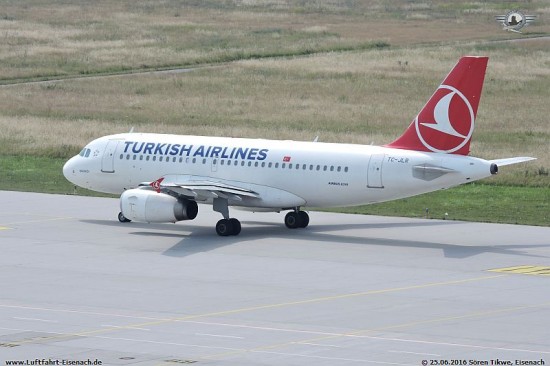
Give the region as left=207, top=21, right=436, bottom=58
left=229, top=218, right=241, bottom=236
left=118, top=212, right=131, bottom=223
left=284, top=212, right=300, bottom=229
left=298, top=211, right=309, bottom=228
left=216, top=219, right=233, bottom=236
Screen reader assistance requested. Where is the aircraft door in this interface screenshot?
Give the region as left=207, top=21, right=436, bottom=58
left=101, top=140, right=119, bottom=173
left=367, top=153, right=384, bottom=188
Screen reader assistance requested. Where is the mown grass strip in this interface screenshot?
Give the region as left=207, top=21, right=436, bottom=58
left=0, top=41, right=389, bottom=86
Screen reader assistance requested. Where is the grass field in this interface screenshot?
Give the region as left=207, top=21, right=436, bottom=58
left=0, top=0, right=549, bottom=225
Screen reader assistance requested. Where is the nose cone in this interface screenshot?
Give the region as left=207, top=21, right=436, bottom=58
left=63, top=157, right=77, bottom=184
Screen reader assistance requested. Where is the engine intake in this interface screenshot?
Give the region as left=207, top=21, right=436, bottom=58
left=490, top=163, right=498, bottom=175
left=120, top=189, right=198, bottom=223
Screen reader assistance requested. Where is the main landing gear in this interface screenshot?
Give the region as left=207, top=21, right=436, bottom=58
left=214, top=197, right=241, bottom=236
left=215, top=218, right=241, bottom=236
left=284, top=210, right=309, bottom=229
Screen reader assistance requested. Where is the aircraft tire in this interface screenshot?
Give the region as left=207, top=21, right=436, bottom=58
left=298, top=211, right=309, bottom=228
left=118, top=212, right=131, bottom=223
left=216, top=219, right=233, bottom=236
left=229, top=218, right=241, bottom=236
left=284, top=212, right=299, bottom=229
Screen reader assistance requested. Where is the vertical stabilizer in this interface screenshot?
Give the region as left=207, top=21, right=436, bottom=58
left=386, top=56, right=488, bottom=155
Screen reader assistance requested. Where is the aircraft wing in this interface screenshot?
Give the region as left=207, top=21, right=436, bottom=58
left=139, top=175, right=260, bottom=202
left=489, top=157, right=536, bottom=166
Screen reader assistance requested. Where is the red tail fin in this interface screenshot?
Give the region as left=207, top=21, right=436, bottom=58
left=386, top=56, right=488, bottom=155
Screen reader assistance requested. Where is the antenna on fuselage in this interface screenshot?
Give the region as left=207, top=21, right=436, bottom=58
left=313, top=136, right=319, bottom=142
left=129, top=127, right=135, bottom=133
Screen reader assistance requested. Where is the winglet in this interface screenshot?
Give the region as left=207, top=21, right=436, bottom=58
left=150, top=177, right=164, bottom=193
left=386, top=56, right=489, bottom=155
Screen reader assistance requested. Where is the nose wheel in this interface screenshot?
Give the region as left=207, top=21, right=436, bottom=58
left=118, top=212, right=131, bottom=223
left=285, top=211, right=309, bottom=229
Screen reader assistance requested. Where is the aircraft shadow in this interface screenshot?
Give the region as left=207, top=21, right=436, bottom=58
left=80, top=219, right=549, bottom=259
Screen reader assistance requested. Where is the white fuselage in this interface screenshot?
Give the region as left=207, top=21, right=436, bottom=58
left=63, top=133, right=495, bottom=210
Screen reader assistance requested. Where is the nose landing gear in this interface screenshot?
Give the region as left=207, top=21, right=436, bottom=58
left=118, top=212, right=131, bottom=223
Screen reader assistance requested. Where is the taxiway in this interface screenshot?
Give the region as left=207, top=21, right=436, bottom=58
left=0, top=191, right=549, bottom=365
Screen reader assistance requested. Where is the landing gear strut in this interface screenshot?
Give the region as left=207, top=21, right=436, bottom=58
left=213, top=197, right=241, bottom=236
left=285, top=210, right=309, bottom=229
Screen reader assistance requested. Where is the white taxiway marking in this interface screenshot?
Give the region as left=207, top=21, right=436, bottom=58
left=389, top=350, right=442, bottom=357
left=195, top=333, right=244, bottom=339
left=12, top=317, right=58, bottom=323
left=3, top=304, right=550, bottom=355
left=93, top=335, right=244, bottom=352
left=252, top=350, right=415, bottom=365
left=298, top=342, right=343, bottom=348
left=101, top=324, right=150, bottom=331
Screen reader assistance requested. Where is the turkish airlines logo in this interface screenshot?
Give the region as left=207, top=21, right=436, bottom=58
left=150, top=177, right=164, bottom=193
left=414, top=85, right=474, bottom=153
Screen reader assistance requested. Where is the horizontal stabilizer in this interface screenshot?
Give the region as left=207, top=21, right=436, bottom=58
left=489, top=157, right=536, bottom=166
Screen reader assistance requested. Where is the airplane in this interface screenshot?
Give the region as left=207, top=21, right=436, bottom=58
left=63, top=56, right=535, bottom=236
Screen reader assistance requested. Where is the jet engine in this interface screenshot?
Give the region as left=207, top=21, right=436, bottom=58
left=120, top=189, right=198, bottom=223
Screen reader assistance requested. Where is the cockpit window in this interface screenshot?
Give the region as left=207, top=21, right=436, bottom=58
left=79, top=148, right=92, bottom=158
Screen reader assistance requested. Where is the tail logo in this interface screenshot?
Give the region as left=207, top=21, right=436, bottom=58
left=414, top=85, right=474, bottom=153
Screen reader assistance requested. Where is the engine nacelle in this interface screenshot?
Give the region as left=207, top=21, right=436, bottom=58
left=120, top=189, right=198, bottom=223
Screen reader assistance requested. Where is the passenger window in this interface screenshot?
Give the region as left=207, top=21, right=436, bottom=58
left=302, top=164, right=306, bottom=170
left=309, top=165, right=313, bottom=170
left=261, top=162, right=265, bottom=168
left=146, top=156, right=150, bottom=161
left=159, top=156, right=163, bottom=162
left=344, top=167, right=348, bottom=172
left=268, top=162, right=272, bottom=168
left=140, top=155, right=143, bottom=161
left=330, top=166, right=334, bottom=171
left=337, top=166, right=341, bottom=172
left=323, top=166, right=327, bottom=171
left=248, top=161, right=252, bottom=167
left=126, top=154, right=130, bottom=160
left=241, top=161, right=245, bottom=166
left=234, top=161, right=238, bottom=166
left=133, top=155, right=136, bottom=160
left=282, top=163, right=286, bottom=169
left=152, top=156, right=156, bottom=161
left=275, top=163, right=279, bottom=168
left=119, top=154, right=123, bottom=159
left=316, top=165, right=320, bottom=171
